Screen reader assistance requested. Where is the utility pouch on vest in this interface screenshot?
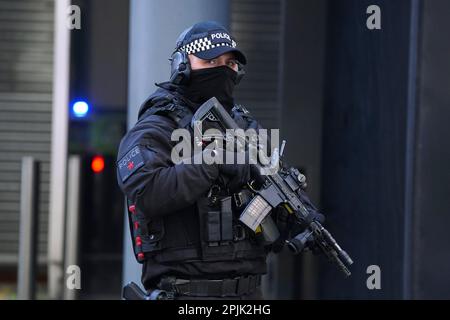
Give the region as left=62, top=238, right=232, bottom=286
left=197, top=194, right=236, bottom=261
left=220, top=196, right=234, bottom=242
left=202, top=196, right=233, bottom=245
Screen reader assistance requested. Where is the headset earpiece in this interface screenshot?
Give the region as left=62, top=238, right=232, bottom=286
left=170, top=51, right=191, bottom=85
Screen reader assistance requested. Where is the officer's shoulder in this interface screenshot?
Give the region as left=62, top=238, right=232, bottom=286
left=116, top=115, right=170, bottom=184
left=138, top=111, right=178, bottom=129
left=118, top=113, right=174, bottom=152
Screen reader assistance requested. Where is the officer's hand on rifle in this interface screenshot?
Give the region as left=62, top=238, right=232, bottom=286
left=298, top=210, right=325, bottom=229
left=271, top=205, right=294, bottom=253
left=216, top=148, right=252, bottom=193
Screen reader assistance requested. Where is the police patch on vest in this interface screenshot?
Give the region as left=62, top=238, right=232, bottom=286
left=118, top=145, right=145, bottom=182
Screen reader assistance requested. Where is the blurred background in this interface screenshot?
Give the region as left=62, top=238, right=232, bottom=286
left=0, top=0, right=449, bottom=300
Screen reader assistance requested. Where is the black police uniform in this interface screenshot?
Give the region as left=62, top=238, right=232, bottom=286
left=117, top=82, right=270, bottom=299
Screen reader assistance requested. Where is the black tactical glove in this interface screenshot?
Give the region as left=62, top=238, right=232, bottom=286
left=271, top=205, right=294, bottom=253
left=298, top=210, right=325, bottom=232
left=208, top=147, right=252, bottom=193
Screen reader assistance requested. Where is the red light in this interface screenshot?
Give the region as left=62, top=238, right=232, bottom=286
left=91, top=156, right=105, bottom=173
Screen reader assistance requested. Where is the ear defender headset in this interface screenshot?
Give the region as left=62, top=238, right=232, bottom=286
left=169, top=50, right=191, bottom=85
left=169, top=26, right=245, bottom=85
left=169, top=26, right=193, bottom=85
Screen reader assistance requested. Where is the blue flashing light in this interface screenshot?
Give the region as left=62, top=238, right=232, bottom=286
left=72, top=101, right=89, bottom=117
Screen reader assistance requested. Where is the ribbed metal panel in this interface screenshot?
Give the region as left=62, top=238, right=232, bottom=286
left=231, top=0, right=282, bottom=129
left=0, top=0, right=54, bottom=265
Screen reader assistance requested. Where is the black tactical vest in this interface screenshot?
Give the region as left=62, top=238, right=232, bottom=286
left=127, top=92, right=267, bottom=264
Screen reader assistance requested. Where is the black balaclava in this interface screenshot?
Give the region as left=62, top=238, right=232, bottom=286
left=184, top=66, right=238, bottom=112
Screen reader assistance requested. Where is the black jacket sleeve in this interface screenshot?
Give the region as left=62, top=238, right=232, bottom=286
left=117, top=114, right=219, bottom=218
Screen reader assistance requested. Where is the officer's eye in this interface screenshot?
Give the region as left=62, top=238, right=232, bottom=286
left=208, top=59, right=217, bottom=65
left=227, top=60, right=237, bottom=68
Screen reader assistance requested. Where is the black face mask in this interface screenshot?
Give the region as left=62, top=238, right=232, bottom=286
left=184, top=66, right=238, bottom=111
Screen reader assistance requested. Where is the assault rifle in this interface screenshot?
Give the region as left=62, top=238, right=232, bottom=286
left=191, top=97, right=353, bottom=276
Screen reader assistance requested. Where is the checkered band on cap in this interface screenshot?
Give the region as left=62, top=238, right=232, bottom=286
left=180, top=37, right=237, bottom=55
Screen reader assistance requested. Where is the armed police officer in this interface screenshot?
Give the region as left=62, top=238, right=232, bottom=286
left=117, top=21, right=298, bottom=300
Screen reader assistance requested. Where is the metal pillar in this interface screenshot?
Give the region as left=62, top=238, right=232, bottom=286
left=17, top=157, right=39, bottom=300
left=64, top=156, right=82, bottom=300
left=48, top=0, right=71, bottom=299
